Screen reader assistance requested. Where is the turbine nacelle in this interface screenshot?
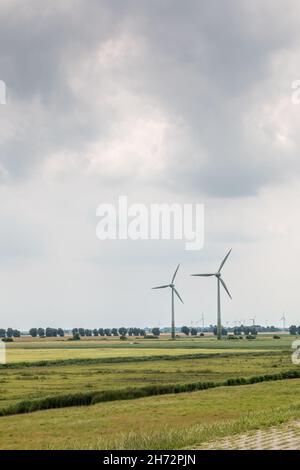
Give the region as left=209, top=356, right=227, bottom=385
left=152, top=264, right=184, bottom=304
left=190, top=249, right=232, bottom=299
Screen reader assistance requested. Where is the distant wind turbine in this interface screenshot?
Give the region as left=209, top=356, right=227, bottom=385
left=201, top=312, right=205, bottom=331
left=191, top=249, right=232, bottom=340
left=280, top=314, right=286, bottom=331
left=152, top=264, right=183, bottom=340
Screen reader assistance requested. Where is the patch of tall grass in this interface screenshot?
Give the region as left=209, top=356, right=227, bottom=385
left=70, top=403, right=300, bottom=450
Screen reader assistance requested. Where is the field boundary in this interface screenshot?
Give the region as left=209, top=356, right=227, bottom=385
left=1, top=369, right=300, bottom=418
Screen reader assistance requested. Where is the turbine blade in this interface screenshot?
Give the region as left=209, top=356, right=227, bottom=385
left=173, top=287, right=184, bottom=303
left=172, top=264, right=180, bottom=283
left=152, top=285, right=170, bottom=289
left=219, top=277, right=232, bottom=299
left=190, top=273, right=215, bottom=277
left=218, top=249, right=232, bottom=273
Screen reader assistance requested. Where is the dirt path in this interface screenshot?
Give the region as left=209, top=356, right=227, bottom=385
left=196, top=421, right=300, bottom=450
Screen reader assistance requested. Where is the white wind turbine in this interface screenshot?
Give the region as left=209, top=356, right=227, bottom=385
left=280, top=314, right=286, bottom=331
left=191, top=250, right=232, bottom=340
left=152, top=264, right=183, bottom=340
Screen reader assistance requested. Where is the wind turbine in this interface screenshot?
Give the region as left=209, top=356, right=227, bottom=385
left=191, top=249, right=232, bottom=340
left=280, top=314, right=286, bottom=331
left=152, top=264, right=183, bottom=340
left=201, top=312, right=205, bottom=331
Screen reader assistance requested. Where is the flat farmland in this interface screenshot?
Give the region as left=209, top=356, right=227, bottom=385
left=0, top=334, right=298, bottom=449
left=4, top=346, right=270, bottom=363
left=0, top=379, right=300, bottom=449
left=0, top=351, right=292, bottom=409
left=4, top=335, right=292, bottom=363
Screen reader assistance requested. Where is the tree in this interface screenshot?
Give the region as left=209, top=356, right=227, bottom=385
left=249, top=327, right=257, bottom=336
left=78, top=328, right=85, bottom=337
left=29, top=328, right=37, bottom=337
left=72, top=328, right=78, bottom=336
left=152, top=327, right=160, bottom=336
left=104, top=328, right=111, bottom=336
left=85, top=329, right=92, bottom=337
left=297, top=326, right=300, bottom=336
left=128, top=328, right=134, bottom=336
left=181, top=326, right=190, bottom=336
left=6, top=328, right=13, bottom=338
left=233, top=327, right=242, bottom=336
left=45, top=327, right=51, bottom=337
left=57, top=328, right=64, bottom=337
left=190, top=327, right=197, bottom=336
left=98, top=328, right=104, bottom=336
left=243, top=326, right=250, bottom=335
left=111, top=328, right=118, bottom=336
left=93, top=328, right=99, bottom=336
left=13, top=330, right=20, bottom=338
left=0, top=329, right=6, bottom=338
left=46, top=327, right=57, bottom=337
left=37, top=327, right=45, bottom=337
left=213, top=326, right=227, bottom=336
left=289, top=325, right=297, bottom=335
left=118, top=327, right=127, bottom=336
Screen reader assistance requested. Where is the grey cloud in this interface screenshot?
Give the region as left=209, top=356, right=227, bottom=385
left=1, top=0, right=300, bottom=195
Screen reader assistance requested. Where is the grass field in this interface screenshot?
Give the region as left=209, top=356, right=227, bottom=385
left=0, top=352, right=293, bottom=409
left=0, top=334, right=298, bottom=449
left=0, top=379, right=300, bottom=449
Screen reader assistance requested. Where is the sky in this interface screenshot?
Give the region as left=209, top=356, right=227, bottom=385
left=0, top=0, right=300, bottom=329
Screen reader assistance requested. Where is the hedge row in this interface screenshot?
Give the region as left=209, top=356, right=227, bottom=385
left=0, top=369, right=300, bottom=417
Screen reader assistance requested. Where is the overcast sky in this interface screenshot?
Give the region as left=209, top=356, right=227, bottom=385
left=1, top=0, right=300, bottom=329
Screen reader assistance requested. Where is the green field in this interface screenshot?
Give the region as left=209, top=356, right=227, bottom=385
left=0, top=379, right=300, bottom=449
left=0, top=334, right=298, bottom=449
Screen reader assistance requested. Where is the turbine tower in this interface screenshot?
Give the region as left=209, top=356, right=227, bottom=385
left=152, top=264, right=183, bottom=340
left=191, top=249, right=232, bottom=340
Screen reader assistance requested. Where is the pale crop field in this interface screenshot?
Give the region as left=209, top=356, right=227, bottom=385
left=4, top=346, right=269, bottom=363
left=4, top=334, right=292, bottom=363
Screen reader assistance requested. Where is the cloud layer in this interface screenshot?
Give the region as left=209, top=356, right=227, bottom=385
left=1, top=0, right=300, bottom=328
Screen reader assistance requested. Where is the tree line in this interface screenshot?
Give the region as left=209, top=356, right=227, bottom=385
left=25, top=327, right=147, bottom=338
left=29, top=328, right=65, bottom=337
left=1, top=325, right=298, bottom=339
left=289, top=325, right=300, bottom=335
left=0, top=328, right=21, bottom=338
left=71, top=327, right=146, bottom=337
